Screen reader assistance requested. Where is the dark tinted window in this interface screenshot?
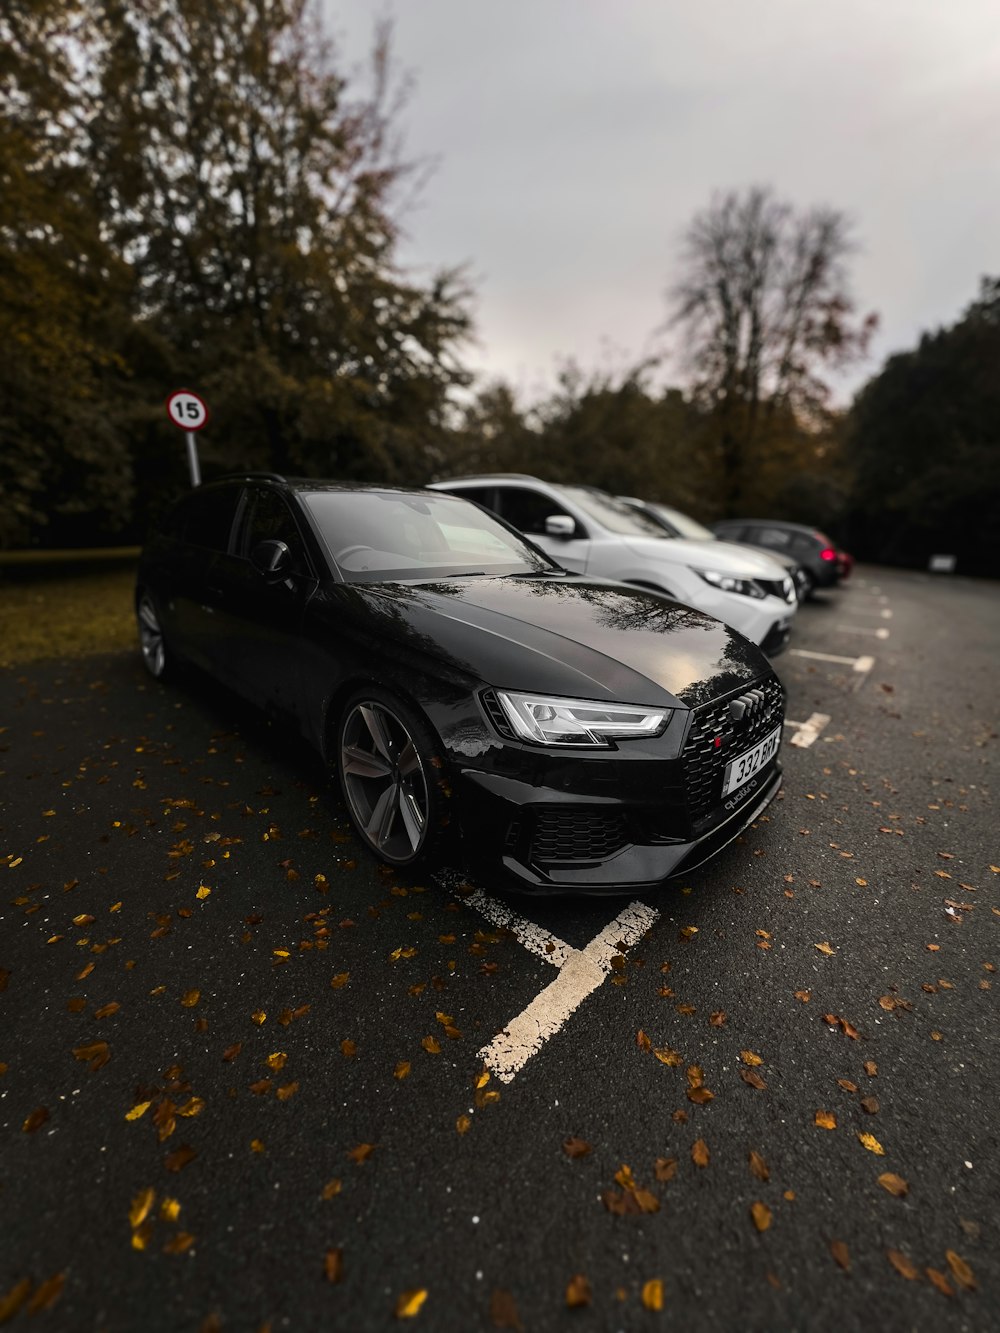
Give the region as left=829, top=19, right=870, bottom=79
left=497, top=486, right=578, bottom=536
left=449, top=485, right=497, bottom=511
left=790, top=532, right=821, bottom=555
left=754, top=526, right=793, bottom=550
left=168, top=487, right=240, bottom=553
left=239, top=488, right=309, bottom=573
left=716, top=523, right=748, bottom=540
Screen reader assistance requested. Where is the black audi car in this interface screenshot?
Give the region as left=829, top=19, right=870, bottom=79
left=136, top=476, right=785, bottom=893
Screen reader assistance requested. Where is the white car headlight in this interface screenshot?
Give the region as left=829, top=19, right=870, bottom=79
left=495, top=691, right=670, bottom=747
left=696, top=569, right=766, bottom=600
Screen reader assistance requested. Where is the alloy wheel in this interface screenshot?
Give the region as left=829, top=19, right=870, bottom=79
left=137, top=593, right=166, bottom=678
left=340, top=701, right=429, bottom=862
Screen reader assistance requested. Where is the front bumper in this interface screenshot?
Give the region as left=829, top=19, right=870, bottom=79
left=694, top=588, right=795, bottom=650
left=453, top=678, right=786, bottom=895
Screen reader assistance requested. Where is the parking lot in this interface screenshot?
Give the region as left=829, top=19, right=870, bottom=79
left=1, top=566, right=997, bottom=1330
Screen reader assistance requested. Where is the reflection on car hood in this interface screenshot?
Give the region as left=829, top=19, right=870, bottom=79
left=621, top=536, right=791, bottom=579
left=341, top=576, right=767, bottom=709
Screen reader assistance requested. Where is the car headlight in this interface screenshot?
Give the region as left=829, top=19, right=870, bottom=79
left=695, top=570, right=766, bottom=600
left=495, top=691, right=670, bottom=747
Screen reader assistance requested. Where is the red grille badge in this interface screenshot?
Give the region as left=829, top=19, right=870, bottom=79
left=714, top=736, right=722, bottom=749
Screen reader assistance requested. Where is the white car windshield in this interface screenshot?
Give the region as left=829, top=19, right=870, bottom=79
left=649, top=504, right=715, bottom=541
left=560, top=487, right=667, bottom=537
left=303, top=490, right=555, bottom=582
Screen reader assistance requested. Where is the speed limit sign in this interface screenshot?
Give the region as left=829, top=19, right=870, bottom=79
left=166, top=389, right=209, bottom=432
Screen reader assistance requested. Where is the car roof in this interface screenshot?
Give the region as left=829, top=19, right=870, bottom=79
left=719, top=518, right=820, bottom=536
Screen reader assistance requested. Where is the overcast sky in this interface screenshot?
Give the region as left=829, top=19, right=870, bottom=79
left=324, top=0, right=1000, bottom=404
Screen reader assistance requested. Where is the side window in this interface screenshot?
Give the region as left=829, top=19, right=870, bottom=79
left=790, top=533, right=818, bottom=556
left=719, top=524, right=747, bottom=541
left=754, top=526, right=792, bottom=550
left=497, top=487, right=577, bottom=537
left=239, top=488, right=309, bottom=573
left=177, top=487, right=241, bottom=553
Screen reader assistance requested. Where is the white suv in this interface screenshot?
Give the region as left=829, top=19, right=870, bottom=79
left=428, top=475, right=797, bottom=653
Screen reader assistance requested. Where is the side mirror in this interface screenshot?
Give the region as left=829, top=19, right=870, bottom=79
left=251, top=538, right=292, bottom=583
left=544, top=514, right=576, bottom=539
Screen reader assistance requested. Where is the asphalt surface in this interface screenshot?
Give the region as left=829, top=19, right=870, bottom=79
left=1, top=566, right=997, bottom=1332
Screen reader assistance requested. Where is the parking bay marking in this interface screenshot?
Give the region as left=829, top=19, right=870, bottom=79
left=789, top=648, right=873, bottom=673
left=467, top=890, right=659, bottom=1083
left=785, top=712, right=831, bottom=748
left=836, top=624, right=891, bottom=639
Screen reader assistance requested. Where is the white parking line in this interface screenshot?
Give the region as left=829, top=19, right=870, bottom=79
left=789, top=648, right=858, bottom=666
left=473, top=897, right=659, bottom=1083
left=881, top=608, right=893, bottom=619
left=853, top=655, right=875, bottom=674
left=787, top=712, right=830, bottom=748
left=466, top=889, right=574, bottom=968
left=836, top=625, right=891, bottom=639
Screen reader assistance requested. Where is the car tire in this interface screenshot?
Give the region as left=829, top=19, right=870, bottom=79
left=136, top=589, right=173, bottom=681
left=336, top=688, right=451, bottom=870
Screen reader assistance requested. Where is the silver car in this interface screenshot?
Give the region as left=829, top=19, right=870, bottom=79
left=429, top=475, right=797, bottom=653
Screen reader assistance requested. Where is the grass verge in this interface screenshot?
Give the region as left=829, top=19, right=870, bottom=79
left=0, top=567, right=138, bottom=668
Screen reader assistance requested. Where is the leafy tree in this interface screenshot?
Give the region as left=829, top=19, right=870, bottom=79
left=847, top=277, right=1000, bottom=574
left=668, top=186, right=876, bottom=512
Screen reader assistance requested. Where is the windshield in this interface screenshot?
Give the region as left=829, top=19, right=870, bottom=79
left=648, top=503, right=715, bottom=541
left=302, top=490, right=556, bottom=582
left=560, top=487, right=668, bottom=537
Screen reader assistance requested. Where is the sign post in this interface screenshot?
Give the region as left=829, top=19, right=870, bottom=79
left=166, top=389, right=210, bottom=487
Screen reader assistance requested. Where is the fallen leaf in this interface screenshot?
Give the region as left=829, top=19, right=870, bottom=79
left=740, top=1050, right=764, bottom=1067
left=72, top=1040, right=110, bottom=1070
left=653, top=1047, right=682, bottom=1066
left=687, top=1086, right=714, bottom=1105
left=180, top=989, right=200, bottom=1008
left=24, top=1274, right=65, bottom=1314
left=321, top=1179, right=342, bottom=1199
left=489, top=1287, right=523, bottom=1331
left=129, top=1186, right=156, bottom=1229
left=740, top=1069, right=767, bottom=1090
left=641, top=1278, right=664, bottom=1311
left=794, top=990, right=811, bottom=1002
left=276, top=1081, right=299, bottom=1101
left=475, top=1070, right=490, bottom=1089
left=649, top=1158, right=676, bottom=1184
left=926, top=1268, right=954, bottom=1297
left=0, top=1278, right=32, bottom=1322
left=837, top=1079, right=858, bottom=1093
left=164, top=1144, right=196, bottom=1172
left=125, top=1101, right=152, bottom=1121
left=421, top=1036, right=441, bottom=1055
left=815, top=1110, right=837, bottom=1130
left=340, top=1039, right=357, bottom=1058
left=863, top=1060, right=878, bottom=1076
left=565, top=1275, right=591, bottom=1309
left=265, top=1052, right=287, bottom=1071
left=251, top=1010, right=266, bottom=1025
left=878, top=1172, right=908, bottom=1197
left=636, top=1029, right=651, bottom=1051
left=222, top=1043, right=242, bottom=1062
left=858, top=1133, right=885, bottom=1155
left=830, top=1240, right=851, bottom=1271
left=94, top=1001, right=120, bottom=1020
left=394, top=1061, right=411, bottom=1080
left=691, top=1138, right=710, bottom=1167
left=679, top=926, right=698, bottom=940
left=815, top=941, right=836, bottom=956
left=945, top=1250, right=976, bottom=1291
left=196, top=885, right=211, bottom=900
left=324, top=1249, right=343, bottom=1283
left=563, top=1137, right=592, bottom=1159
left=348, top=1142, right=375, bottom=1164
left=886, top=1249, right=920, bottom=1280
left=330, top=972, right=350, bottom=990
left=750, top=1201, right=772, bottom=1232
left=22, top=1106, right=49, bottom=1133
left=395, top=1289, right=428, bottom=1318
left=749, top=1151, right=770, bottom=1182
left=456, top=1114, right=471, bottom=1135
left=860, top=1096, right=880, bottom=1114
left=709, top=1010, right=727, bottom=1026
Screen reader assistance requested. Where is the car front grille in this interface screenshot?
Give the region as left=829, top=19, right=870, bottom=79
left=683, top=676, right=785, bottom=826
left=531, top=808, right=628, bottom=863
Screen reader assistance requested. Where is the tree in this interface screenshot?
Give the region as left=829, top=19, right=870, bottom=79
left=846, top=277, right=1000, bottom=575
left=668, top=186, right=876, bottom=512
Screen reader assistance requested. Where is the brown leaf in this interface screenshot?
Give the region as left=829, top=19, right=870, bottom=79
left=456, top=1114, right=471, bottom=1135
left=489, top=1287, right=523, bottom=1331
left=276, top=1082, right=299, bottom=1102
left=394, top=1061, right=411, bottom=1080
left=945, top=1250, right=976, bottom=1291
left=748, top=1151, right=770, bottom=1182
left=347, top=1142, right=375, bottom=1164
left=249, top=1079, right=271, bottom=1095
left=654, top=1156, right=678, bottom=1182
left=164, top=1144, right=196, bottom=1172
left=562, top=1136, right=592, bottom=1159
left=815, top=941, right=835, bottom=956
left=709, top=1010, right=727, bottom=1026
left=740, top=1050, right=763, bottom=1067
left=687, top=1085, right=714, bottom=1105
left=330, top=972, right=350, bottom=990
left=72, top=1040, right=110, bottom=1070
left=24, top=1273, right=65, bottom=1314
left=815, top=1110, right=837, bottom=1130
left=22, top=1106, right=49, bottom=1133
left=321, top=1178, right=342, bottom=1200
left=0, top=1278, right=32, bottom=1322
left=340, top=1039, right=357, bottom=1058
left=421, top=1036, right=441, bottom=1055
left=129, top=1187, right=155, bottom=1229
left=878, top=1172, right=909, bottom=1197
left=324, top=1249, right=343, bottom=1283
left=886, top=1249, right=920, bottom=1280
left=163, top=1232, right=194, bottom=1255
left=860, top=1096, right=880, bottom=1114
left=863, top=1060, right=878, bottom=1076
left=837, top=1078, right=858, bottom=1093
left=633, top=1188, right=660, bottom=1214
left=221, top=1042, right=242, bottom=1062
left=829, top=1240, right=851, bottom=1271
left=641, top=1278, right=664, bottom=1311
left=740, top=1069, right=767, bottom=1090
left=94, top=1001, right=120, bottom=1020
left=925, top=1268, right=954, bottom=1297
left=265, top=1052, right=287, bottom=1071
left=565, top=1275, right=591, bottom=1309
left=180, top=989, right=200, bottom=1008
left=794, top=989, right=811, bottom=1002
left=691, top=1138, right=710, bottom=1167
left=636, top=1029, right=651, bottom=1051
left=653, top=1047, right=682, bottom=1066
left=750, top=1201, right=772, bottom=1232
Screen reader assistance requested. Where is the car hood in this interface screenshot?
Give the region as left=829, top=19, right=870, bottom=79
left=335, top=576, right=768, bottom=709
left=621, top=536, right=791, bottom=580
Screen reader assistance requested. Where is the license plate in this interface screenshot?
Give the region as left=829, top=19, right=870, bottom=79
left=722, top=725, right=782, bottom=796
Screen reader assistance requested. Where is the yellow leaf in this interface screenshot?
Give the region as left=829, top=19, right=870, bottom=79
left=160, top=1198, right=181, bottom=1221
left=125, top=1101, right=151, bottom=1121
left=740, top=1050, right=764, bottom=1067
left=251, top=1010, right=266, bottom=1026
left=475, top=1070, right=490, bottom=1089
left=129, top=1187, right=155, bottom=1230
left=456, top=1114, right=471, bottom=1135
left=858, top=1132, right=885, bottom=1155
left=265, top=1052, right=287, bottom=1071
left=250, top=1139, right=265, bottom=1153
left=815, top=1110, right=837, bottom=1130
left=641, top=1278, right=664, bottom=1311
left=815, top=941, right=835, bottom=956
left=395, top=1289, right=427, bottom=1318
left=196, top=885, right=211, bottom=900
left=751, top=1201, right=772, bottom=1232
left=176, top=1097, right=204, bottom=1118
left=180, top=989, right=200, bottom=1008
left=321, top=1179, right=342, bottom=1199
left=394, top=1061, right=411, bottom=1080
left=878, top=1172, right=908, bottom=1197
left=421, top=1036, right=441, bottom=1055
left=653, top=1047, right=682, bottom=1066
